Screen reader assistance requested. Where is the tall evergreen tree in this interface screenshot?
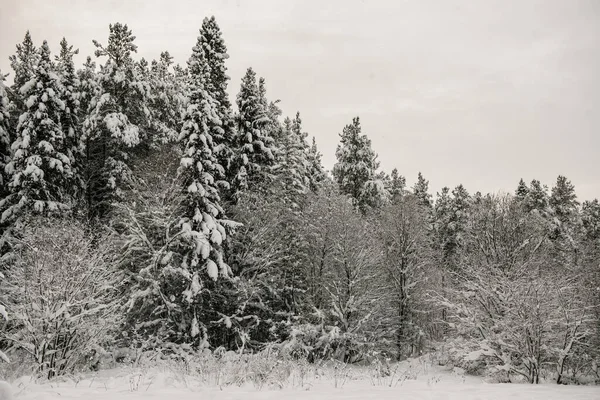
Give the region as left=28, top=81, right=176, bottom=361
left=549, top=175, right=579, bottom=224
left=1, top=41, right=73, bottom=224
left=8, top=31, right=39, bottom=140
left=307, top=136, right=326, bottom=192
left=198, top=16, right=235, bottom=176
left=55, top=38, right=84, bottom=199
left=77, top=57, right=98, bottom=121
left=83, top=23, right=150, bottom=219
left=332, top=116, right=385, bottom=212
left=412, top=172, right=432, bottom=208
left=174, top=37, right=236, bottom=342
left=232, top=67, right=275, bottom=198
left=515, top=178, right=529, bottom=200
left=524, top=179, right=550, bottom=214
left=9, top=31, right=39, bottom=93
left=582, top=199, right=600, bottom=241
left=275, top=112, right=310, bottom=201
left=147, top=51, right=182, bottom=145
left=388, top=168, right=406, bottom=200
left=0, top=71, right=10, bottom=200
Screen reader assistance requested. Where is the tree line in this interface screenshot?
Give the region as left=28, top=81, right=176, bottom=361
left=0, top=19, right=598, bottom=384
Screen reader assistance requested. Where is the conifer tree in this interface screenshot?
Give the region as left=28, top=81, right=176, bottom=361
left=515, top=178, right=529, bottom=200
left=55, top=38, right=84, bottom=199
left=83, top=23, right=150, bottom=219
left=147, top=51, right=182, bottom=145
left=307, top=136, right=326, bottom=192
left=549, top=175, right=579, bottom=224
left=434, top=187, right=453, bottom=264
left=525, top=179, right=550, bottom=214
left=388, top=168, right=406, bottom=200
left=412, top=172, right=432, bottom=208
left=0, top=71, right=10, bottom=200
left=332, top=116, right=385, bottom=212
left=9, top=31, right=39, bottom=93
left=275, top=112, right=310, bottom=200
left=582, top=199, right=600, bottom=240
left=232, top=67, right=275, bottom=198
left=8, top=31, right=40, bottom=139
left=77, top=57, right=98, bottom=121
left=198, top=16, right=235, bottom=176
left=1, top=41, right=73, bottom=224
left=174, top=36, right=236, bottom=341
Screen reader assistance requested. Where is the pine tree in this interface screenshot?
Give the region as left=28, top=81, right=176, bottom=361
left=307, top=136, right=326, bottom=192
left=0, top=71, right=10, bottom=200
left=332, top=116, right=385, bottom=212
left=434, top=187, right=453, bottom=264
left=8, top=31, right=40, bottom=140
left=147, top=51, right=182, bottom=145
left=389, top=168, right=406, bottom=200
left=77, top=57, right=98, bottom=121
left=582, top=199, right=600, bottom=241
left=232, top=67, right=275, bottom=198
left=524, top=179, right=549, bottom=214
left=83, top=23, right=150, bottom=219
left=275, top=112, right=311, bottom=201
left=515, top=178, right=529, bottom=200
left=450, top=184, right=471, bottom=241
left=549, top=175, right=579, bottom=224
left=1, top=41, right=73, bottom=224
left=175, top=37, right=236, bottom=342
left=9, top=31, right=39, bottom=93
left=55, top=38, right=84, bottom=199
left=412, top=172, right=432, bottom=208
left=198, top=16, right=235, bottom=176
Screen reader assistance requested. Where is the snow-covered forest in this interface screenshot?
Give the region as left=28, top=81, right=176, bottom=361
left=0, top=17, right=599, bottom=394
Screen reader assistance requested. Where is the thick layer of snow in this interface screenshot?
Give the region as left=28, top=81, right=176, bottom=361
left=5, top=365, right=599, bottom=400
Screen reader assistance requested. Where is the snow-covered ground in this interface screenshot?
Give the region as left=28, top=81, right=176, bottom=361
left=5, top=362, right=599, bottom=400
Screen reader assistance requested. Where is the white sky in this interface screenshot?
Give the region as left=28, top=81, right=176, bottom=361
left=1, top=0, right=599, bottom=200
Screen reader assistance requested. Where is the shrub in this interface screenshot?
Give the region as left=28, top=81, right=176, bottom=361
left=0, top=218, right=122, bottom=378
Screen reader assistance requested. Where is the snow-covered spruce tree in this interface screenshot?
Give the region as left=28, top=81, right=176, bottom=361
left=412, top=172, right=432, bottom=209
left=524, top=179, right=550, bottom=214
left=7, top=31, right=39, bottom=141
left=515, top=178, right=529, bottom=201
left=178, top=30, right=233, bottom=282
left=582, top=199, right=600, bottom=241
left=386, top=168, right=406, bottom=200
left=198, top=16, right=235, bottom=179
left=436, top=184, right=471, bottom=273
left=550, top=176, right=579, bottom=223
left=332, top=117, right=386, bottom=213
left=549, top=175, right=580, bottom=241
left=147, top=51, right=184, bottom=145
left=0, top=71, right=10, bottom=201
left=9, top=31, right=39, bottom=94
left=83, top=23, right=151, bottom=220
left=434, top=187, right=453, bottom=264
left=307, top=136, right=326, bottom=192
left=136, top=36, right=237, bottom=346
left=1, top=41, right=74, bottom=224
left=55, top=37, right=84, bottom=201
left=231, top=67, right=275, bottom=199
left=77, top=56, right=99, bottom=122
left=273, top=113, right=311, bottom=204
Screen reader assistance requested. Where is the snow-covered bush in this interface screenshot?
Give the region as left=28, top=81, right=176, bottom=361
left=437, top=195, right=598, bottom=383
left=0, top=218, right=122, bottom=378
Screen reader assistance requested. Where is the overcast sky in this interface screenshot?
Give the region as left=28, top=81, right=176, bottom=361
left=1, top=0, right=599, bottom=200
